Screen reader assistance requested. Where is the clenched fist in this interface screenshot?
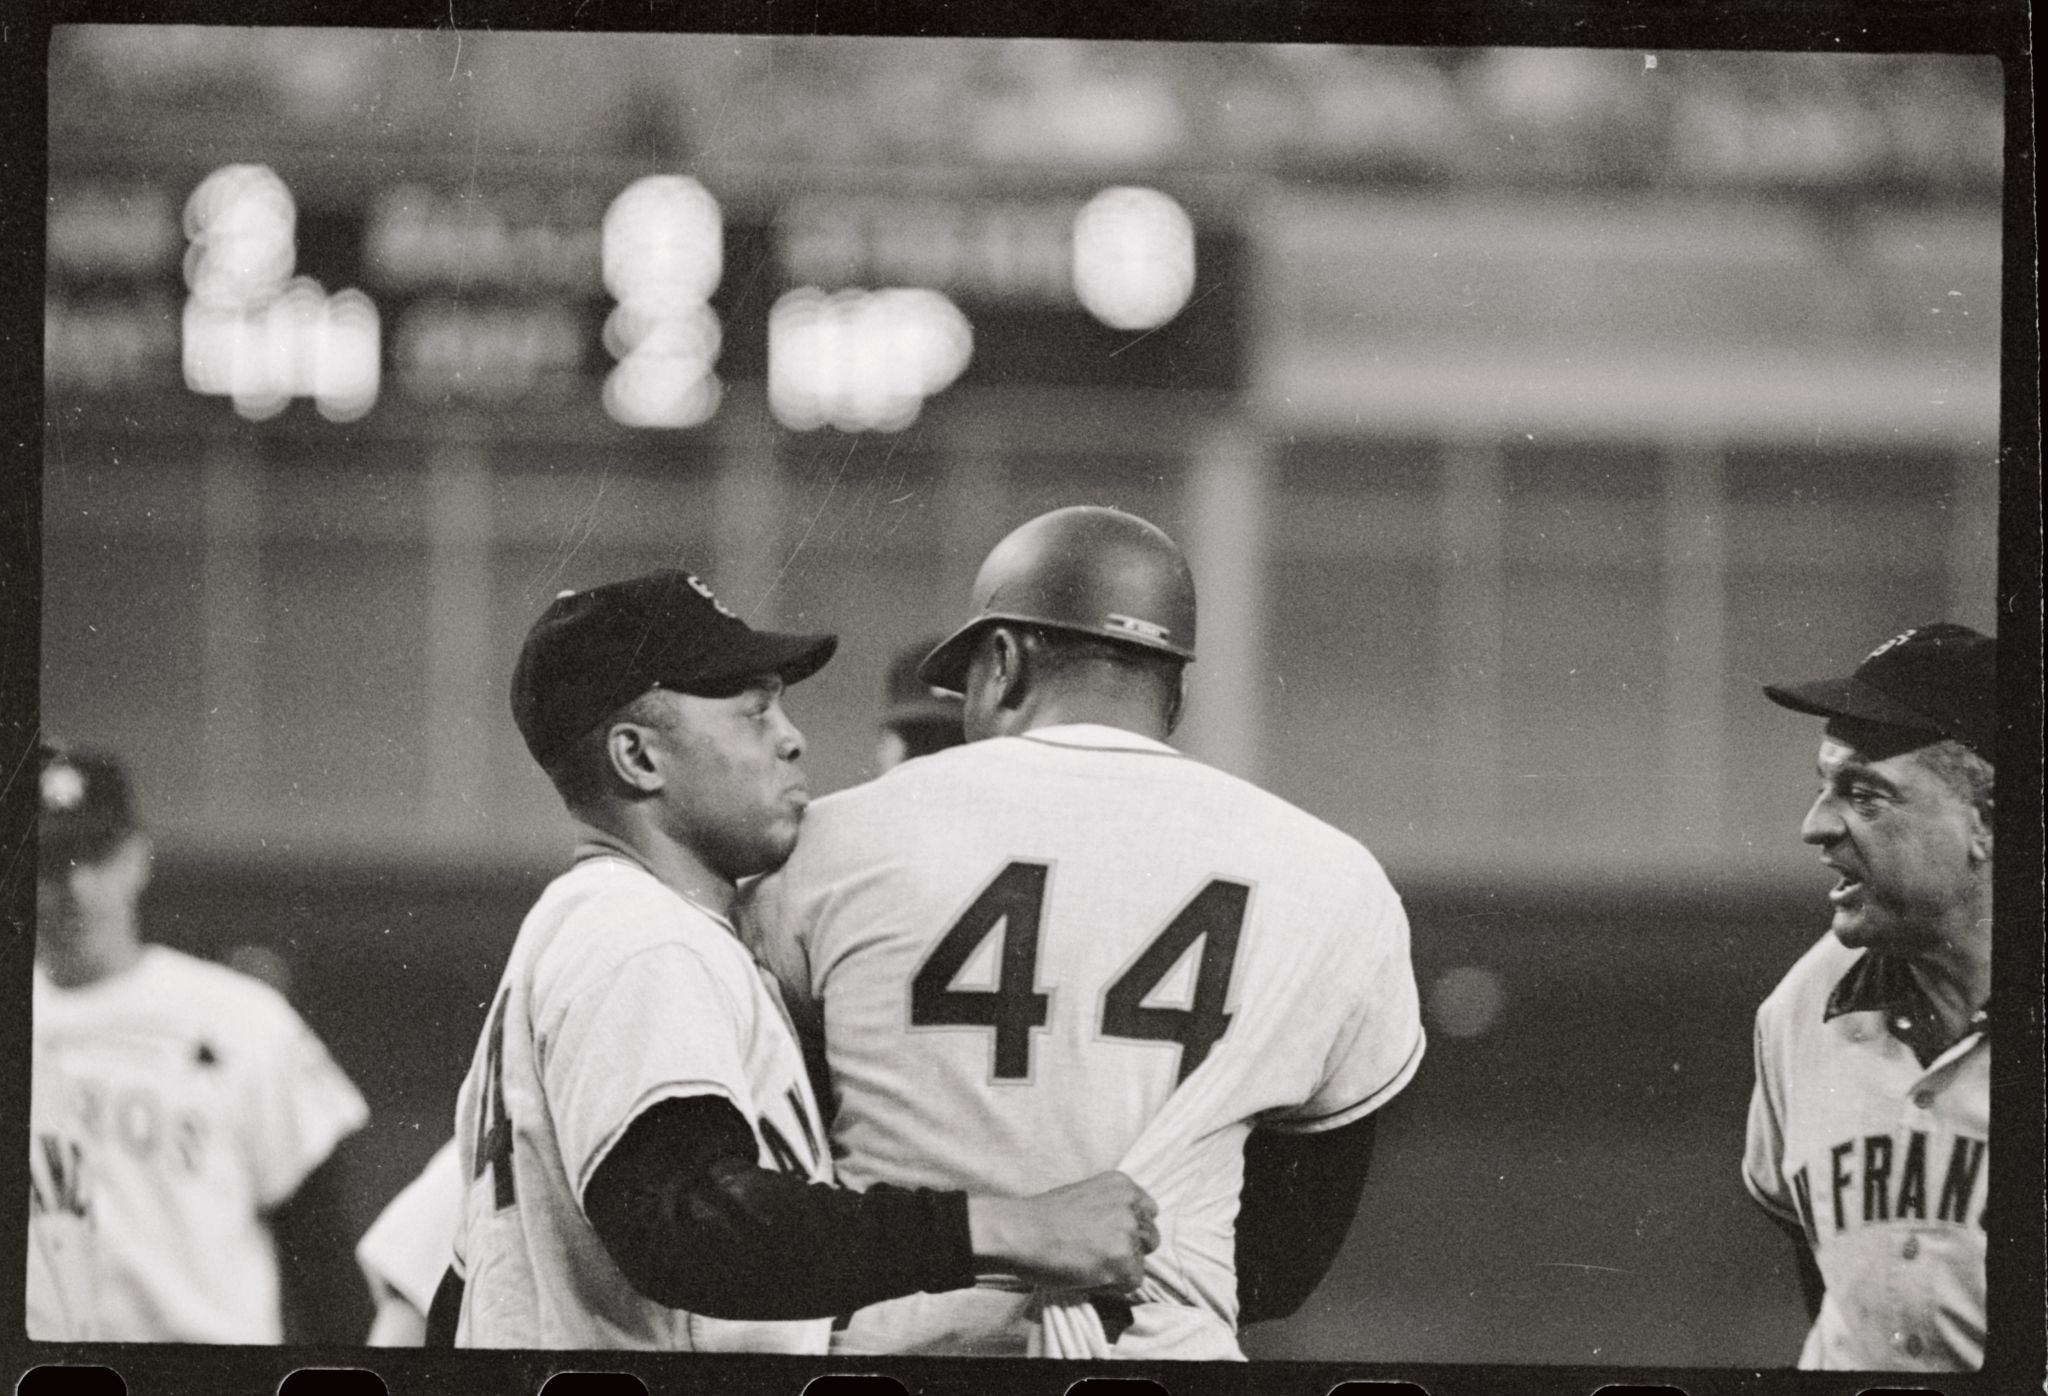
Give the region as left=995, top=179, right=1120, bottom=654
left=966, top=1170, right=1160, bottom=1292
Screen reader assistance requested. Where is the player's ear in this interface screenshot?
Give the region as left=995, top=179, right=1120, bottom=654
left=602, top=719, right=665, bottom=796
left=1968, top=792, right=1993, bottom=865
left=1163, top=666, right=1188, bottom=737
left=987, top=626, right=1031, bottom=712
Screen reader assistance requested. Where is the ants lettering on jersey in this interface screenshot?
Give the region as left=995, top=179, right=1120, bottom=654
left=1788, top=1129, right=1987, bottom=1246
left=29, top=1133, right=88, bottom=1219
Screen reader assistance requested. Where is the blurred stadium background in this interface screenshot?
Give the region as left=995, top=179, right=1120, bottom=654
left=39, top=28, right=2002, bottom=1364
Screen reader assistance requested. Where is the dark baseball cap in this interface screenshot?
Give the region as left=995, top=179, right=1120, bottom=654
left=882, top=639, right=964, bottom=734
left=511, top=570, right=837, bottom=768
left=1764, top=622, right=1997, bottom=761
left=37, top=744, right=139, bottom=875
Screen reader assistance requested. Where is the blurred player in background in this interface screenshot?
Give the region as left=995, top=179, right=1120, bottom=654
left=442, top=570, right=1156, bottom=1350
left=26, top=1047, right=98, bottom=1340
left=876, top=638, right=967, bottom=771
left=355, top=1138, right=463, bottom=1345
left=1744, top=624, right=1995, bottom=1371
left=31, top=744, right=370, bottom=1343
left=745, top=507, right=1425, bottom=1359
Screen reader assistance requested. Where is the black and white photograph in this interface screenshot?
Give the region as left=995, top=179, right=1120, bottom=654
left=6, top=10, right=2040, bottom=1396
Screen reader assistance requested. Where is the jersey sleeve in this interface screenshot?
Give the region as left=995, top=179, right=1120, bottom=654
left=540, top=942, right=761, bottom=1208
left=1267, top=893, right=1426, bottom=1134
left=243, top=1002, right=371, bottom=1211
left=355, top=1139, right=466, bottom=1315
left=1741, top=1007, right=1797, bottom=1221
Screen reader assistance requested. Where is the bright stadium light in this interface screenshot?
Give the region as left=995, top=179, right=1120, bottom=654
left=602, top=175, right=724, bottom=429
left=603, top=175, right=723, bottom=304
left=182, top=164, right=296, bottom=306
left=1071, top=186, right=1196, bottom=332
left=313, top=289, right=381, bottom=422
left=180, top=166, right=380, bottom=421
left=767, top=287, right=973, bottom=433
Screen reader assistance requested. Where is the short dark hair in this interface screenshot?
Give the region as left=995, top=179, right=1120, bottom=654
left=541, top=690, right=671, bottom=816
left=1916, top=737, right=1994, bottom=819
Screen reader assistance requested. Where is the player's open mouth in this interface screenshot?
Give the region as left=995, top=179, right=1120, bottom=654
left=1827, top=873, right=1865, bottom=906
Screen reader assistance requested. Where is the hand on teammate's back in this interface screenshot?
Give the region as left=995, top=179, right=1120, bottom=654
left=965, top=1170, right=1159, bottom=1292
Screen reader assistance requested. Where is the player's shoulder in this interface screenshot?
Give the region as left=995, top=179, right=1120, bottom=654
left=145, top=944, right=305, bottom=1022
left=1755, top=931, right=1862, bottom=1033
left=130, top=945, right=319, bottom=1059
left=1194, top=760, right=1396, bottom=886
left=526, top=856, right=746, bottom=998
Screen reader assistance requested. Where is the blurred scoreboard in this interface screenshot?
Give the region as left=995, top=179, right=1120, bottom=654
left=44, top=172, right=1244, bottom=434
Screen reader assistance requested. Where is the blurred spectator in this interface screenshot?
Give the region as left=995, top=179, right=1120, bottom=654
left=32, top=743, right=370, bottom=1343
left=876, top=638, right=967, bottom=772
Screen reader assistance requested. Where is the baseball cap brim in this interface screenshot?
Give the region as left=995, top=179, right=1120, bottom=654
left=1762, top=676, right=1950, bottom=739
left=684, top=629, right=838, bottom=695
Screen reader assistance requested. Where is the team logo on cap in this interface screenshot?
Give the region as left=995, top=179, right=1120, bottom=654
left=1105, top=613, right=1170, bottom=643
left=684, top=574, right=738, bottom=619
left=1866, top=628, right=1919, bottom=661
left=40, top=763, right=85, bottom=812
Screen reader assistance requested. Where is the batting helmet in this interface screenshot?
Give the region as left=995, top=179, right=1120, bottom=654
left=919, top=506, right=1197, bottom=693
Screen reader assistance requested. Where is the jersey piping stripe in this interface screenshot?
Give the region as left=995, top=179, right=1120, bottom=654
left=1278, top=1029, right=1425, bottom=1128
left=1019, top=733, right=1191, bottom=760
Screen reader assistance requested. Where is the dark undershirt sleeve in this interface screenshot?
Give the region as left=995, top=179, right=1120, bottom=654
left=581, top=1093, right=978, bottom=1320
left=1235, top=1112, right=1378, bottom=1326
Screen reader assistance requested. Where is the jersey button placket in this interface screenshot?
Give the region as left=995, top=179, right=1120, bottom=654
left=1904, top=1333, right=1925, bottom=1358
left=1901, top=1236, right=1919, bottom=1260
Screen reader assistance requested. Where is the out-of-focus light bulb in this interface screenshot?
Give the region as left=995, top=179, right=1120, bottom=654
left=603, top=175, right=723, bottom=305
left=768, top=287, right=973, bottom=433
left=1072, top=186, right=1196, bottom=332
left=601, top=174, right=724, bottom=429
left=182, top=164, right=296, bottom=306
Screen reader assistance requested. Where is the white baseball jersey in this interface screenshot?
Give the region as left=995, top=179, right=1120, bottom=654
left=1744, top=933, right=1988, bottom=1371
left=26, top=1048, right=98, bottom=1341
left=356, top=1138, right=464, bottom=1319
left=450, top=851, right=835, bottom=1352
left=30, top=947, right=369, bottom=1342
left=744, top=723, right=1425, bottom=1355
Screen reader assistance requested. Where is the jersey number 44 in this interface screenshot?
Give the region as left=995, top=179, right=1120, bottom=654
left=910, top=860, right=1248, bottom=1086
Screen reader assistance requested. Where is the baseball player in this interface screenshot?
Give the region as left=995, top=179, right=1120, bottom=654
left=442, top=569, right=1157, bottom=1351
left=355, top=1138, right=463, bottom=1345
left=744, top=507, right=1426, bottom=1358
left=1744, top=623, right=1995, bottom=1371
left=876, top=638, right=967, bottom=772
left=31, top=744, right=370, bottom=1343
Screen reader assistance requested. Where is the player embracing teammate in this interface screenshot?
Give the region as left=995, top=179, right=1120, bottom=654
left=438, top=569, right=1156, bottom=1350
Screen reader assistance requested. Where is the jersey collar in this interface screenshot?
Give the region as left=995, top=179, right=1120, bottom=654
left=1824, top=950, right=1990, bottom=1066
left=1018, top=722, right=1184, bottom=757
left=571, top=841, right=741, bottom=936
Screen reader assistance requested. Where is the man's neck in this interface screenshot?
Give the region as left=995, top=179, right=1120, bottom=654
left=1014, top=693, right=1171, bottom=743
left=38, top=918, right=144, bottom=990
left=577, top=820, right=737, bottom=921
left=1906, top=897, right=1993, bottom=1042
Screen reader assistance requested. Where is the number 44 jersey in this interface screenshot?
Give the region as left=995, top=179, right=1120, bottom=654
left=743, top=724, right=1425, bottom=1350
